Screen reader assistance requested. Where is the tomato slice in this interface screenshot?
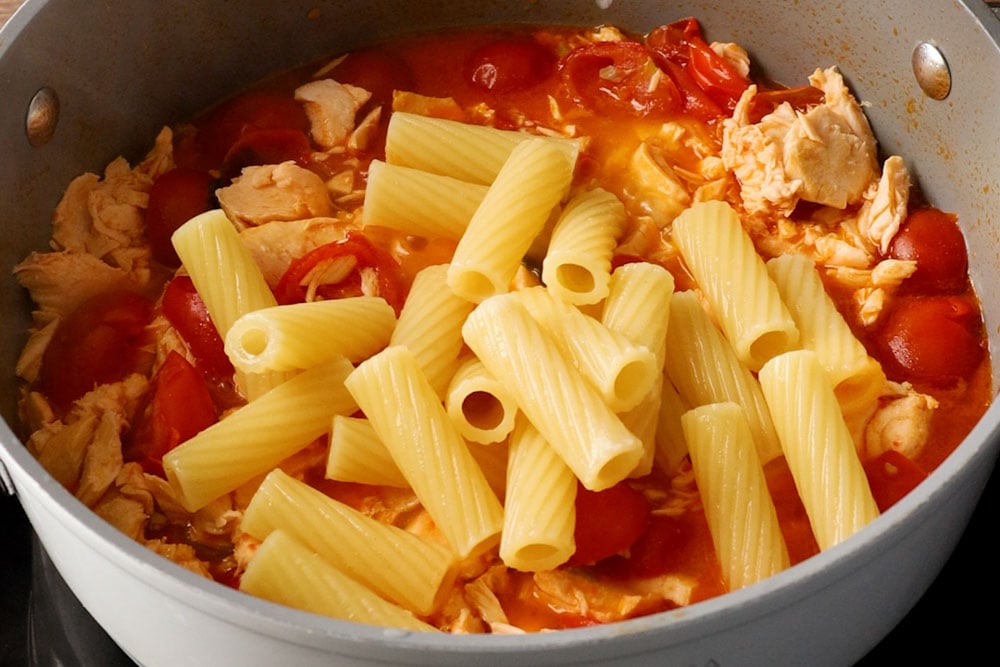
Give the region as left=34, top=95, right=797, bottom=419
left=274, top=231, right=407, bottom=314
left=559, top=40, right=682, bottom=119
left=37, top=290, right=153, bottom=414
left=126, top=351, right=218, bottom=476
left=877, top=295, right=985, bottom=387
left=146, top=168, right=215, bottom=268
left=161, top=276, right=235, bottom=389
left=466, top=38, right=556, bottom=93
left=863, top=449, right=928, bottom=512
left=888, top=208, right=969, bottom=294
left=566, top=480, right=650, bottom=567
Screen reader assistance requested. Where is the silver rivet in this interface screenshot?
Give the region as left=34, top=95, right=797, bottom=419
left=26, top=87, right=60, bottom=147
left=912, top=42, right=951, bottom=101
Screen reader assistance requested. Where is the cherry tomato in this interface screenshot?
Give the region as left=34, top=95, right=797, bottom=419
left=220, top=128, right=313, bottom=180
left=329, top=49, right=416, bottom=108
left=161, top=276, right=235, bottom=386
left=466, top=38, right=555, bottom=93
left=145, top=168, right=215, bottom=268
left=877, top=295, right=985, bottom=386
left=747, top=85, right=825, bottom=124
left=274, top=231, right=407, bottom=315
left=38, top=290, right=153, bottom=414
left=196, top=90, right=311, bottom=168
left=888, top=208, right=969, bottom=294
left=125, top=351, right=218, bottom=476
left=566, top=480, right=650, bottom=567
left=863, top=449, right=928, bottom=513
left=559, top=40, right=682, bottom=119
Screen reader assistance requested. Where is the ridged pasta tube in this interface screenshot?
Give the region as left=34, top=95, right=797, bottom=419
left=326, top=416, right=408, bottom=488
left=500, top=417, right=577, bottom=572
left=758, top=350, right=880, bottom=551
left=542, top=188, right=626, bottom=306
left=672, top=200, right=799, bottom=371
left=665, top=290, right=783, bottom=464
left=512, top=286, right=658, bottom=413
left=445, top=356, right=518, bottom=444
left=345, top=345, right=504, bottom=558
left=390, top=264, right=474, bottom=397
left=463, top=293, right=643, bottom=491
left=682, top=402, right=790, bottom=590
left=385, top=111, right=580, bottom=185
left=242, top=469, right=457, bottom=616
left=240, top=530, right=437, bottom=632
left=224, top=296, right=396, bottom=373
left=363, top=160, right=488, bottom=241
left=447, top=138, right=575, bottom=303
left=163, top=356, right=356, bottom=511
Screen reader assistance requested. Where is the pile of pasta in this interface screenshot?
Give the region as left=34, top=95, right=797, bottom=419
left=162, top=112, right=885, bottom=630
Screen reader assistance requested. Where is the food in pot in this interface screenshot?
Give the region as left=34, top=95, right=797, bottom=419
left=11, top=18, right=991, bottom=633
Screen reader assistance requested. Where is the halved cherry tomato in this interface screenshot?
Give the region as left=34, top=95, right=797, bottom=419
left=559, top=40, right=682, bottom=119
left=161, top=276, right=234, bottom=386
left=125, top=351, right=218, bottom=476
left=195, top=90, right=311, bottom=168
left=220, top=128, right=313, bottom=181
left=864, top=449, right=928, bottom=512
left=466, top=38, right=555, bottom=93
left=329, top=48, right=416, bottom=109
left=876, top=295, right=985, bottom=386
left=747, top=85, right=825, bottom=124
left=566, top=480, right=650, bottom=567
left=145, top=168, right=215, bottom=268
left=38, top=290, right=153, bottom=414
left=888, top=208, right=969, bottom=294
left=274, top=231, right=406, bottom=314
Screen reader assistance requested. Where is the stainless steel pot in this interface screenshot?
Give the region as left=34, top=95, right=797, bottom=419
left=2, top=1, right=999, bottom=664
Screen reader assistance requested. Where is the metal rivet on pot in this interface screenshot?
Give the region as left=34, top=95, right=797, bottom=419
left=912, top=42, right=951, bottom=101
left=26, top=87, right=60, bottom=147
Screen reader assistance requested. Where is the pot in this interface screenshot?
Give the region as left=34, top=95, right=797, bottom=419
left=2, top=1, right=999, bottom=664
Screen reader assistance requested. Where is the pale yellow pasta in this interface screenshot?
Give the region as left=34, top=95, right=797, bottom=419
left=462, top=293, right=643, bottom=491
left=362, top=160, right=488, bottom=241
left=242, top=469, right=456, bottom=616
left=500, top=417, right=576, bottom=572
left=162, top=356, right=356, bottom=512
left=664, top=290, right=782, bottom=464
left=758, top=350, right=880, bottom=551
left=541, top=188, right=626, bottom=306
left=682, top=402, right=790, bottom=591
left=620, top=376, right=663, bottom=478
left=672, top=200, right=799, bottom=371
left=390, top=264, right=474, bottom=397
left=512, top=286, right=658, bottom=413
left=467, top=439, right=509, bottom=502
left=445, top=356, right=518, bottom=444
left=447, top=138, right=575, bottom=303
left=171, top=208, right=291, bottom=399
left=385, top=111, right=580, bottom=185
left=601, top=262, right=676, bottom=368
left=224, top=296, right=396, bottom=373
left=344, top=345, right=504, bottom=558
left=326, top=416, right=408, bottom=488
left=240, top=530, right=436, bottom=632
left=654, top=376, right=690, bottom=476
left=765, top=252, right=886, bottom=407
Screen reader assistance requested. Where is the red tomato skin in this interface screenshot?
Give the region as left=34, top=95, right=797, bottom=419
left=196, top=90, right=311, bottom=168
left=161, top=276, right=235, bottom=385
left=466, top=38, right=556, bottom=93
left=330, top=49, right=416, bottom=108
left=863, top=449, right=928, bottom=512
left=566, top=480, right=650, bottom=567
left=220, top=128, right=313, bottom=181
left=877, top=295, right=985, bottom=387
left=38, top=290, right=153, bottom=414
left=126, top=351, right=218, bottom=476
left=559, top=40, right=682, bottom=120
left=146, top=168, right=215, bottom=267
left=888, top=208, right=969, bottom=294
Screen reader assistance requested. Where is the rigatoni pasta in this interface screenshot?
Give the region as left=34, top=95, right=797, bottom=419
left=345, top=345, right=504, bottom=558
left=326, top=415, right=408, bottom=488
left=445, top=356, right=518, bottom=444
left=672, top=200, right=799, bottom=371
